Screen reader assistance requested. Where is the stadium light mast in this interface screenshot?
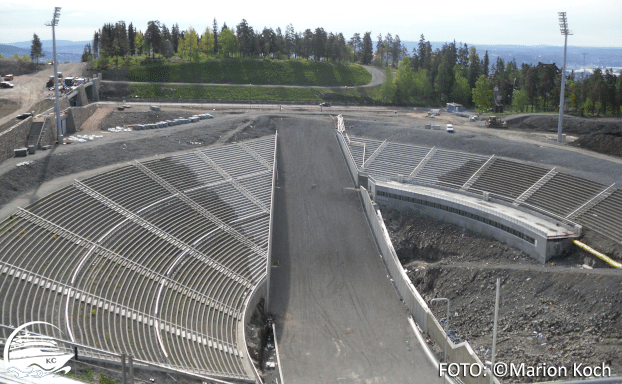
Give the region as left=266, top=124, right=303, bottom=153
left=45, top=7, right=62, bottom=144
left=557, top=12, right=572, bottom=143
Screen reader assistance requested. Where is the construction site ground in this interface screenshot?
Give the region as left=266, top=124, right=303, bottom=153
left=381, top=205, right=622, bottom=383
left=0, top=61, right=90, bottom=133
left=1, top=99, right=622, bottom=383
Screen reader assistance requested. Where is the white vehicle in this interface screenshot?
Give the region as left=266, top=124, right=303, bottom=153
left=446, top=124, right=454, bottom=133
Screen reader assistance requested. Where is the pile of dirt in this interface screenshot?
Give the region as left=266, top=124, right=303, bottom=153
left=0, top=59, right=46, bottom=77
left=226, top=115, right=279, bottom=143
left=505, top=115, right=622, bottom=158
left=506, top=115, right=622, bottom=135
left=99, top=81, right=133, bottom=99
left=571, top=132, right=622, bottom=158
left=381, top=206, right=622, bottom=382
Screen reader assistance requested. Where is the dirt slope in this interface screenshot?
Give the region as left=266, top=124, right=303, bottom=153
left=382, top=206, right=622, bottom=383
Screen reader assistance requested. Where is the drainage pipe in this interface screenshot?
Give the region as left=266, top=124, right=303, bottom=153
left=573, top=240, right=621, bottom=269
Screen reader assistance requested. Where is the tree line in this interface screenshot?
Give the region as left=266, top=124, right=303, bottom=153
left=85, top=19, right=376, bottom=64
left=82, top=20, right=622, bottom=115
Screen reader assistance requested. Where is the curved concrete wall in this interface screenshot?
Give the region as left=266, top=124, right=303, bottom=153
left=371, top=179, right=577, bottom=263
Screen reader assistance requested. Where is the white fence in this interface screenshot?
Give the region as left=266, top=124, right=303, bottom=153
left=336, top=131, right=360, bottom=187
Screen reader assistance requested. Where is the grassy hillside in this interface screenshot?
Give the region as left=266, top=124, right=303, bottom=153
left=128, top=83, right=326, bottom=101
left=125, top=59, right=371, bottom=87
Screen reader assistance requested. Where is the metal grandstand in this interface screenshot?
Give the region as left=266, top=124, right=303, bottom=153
left=341, top=133, right=622, bottom=245
left=0, top=135, right=277, bottom=383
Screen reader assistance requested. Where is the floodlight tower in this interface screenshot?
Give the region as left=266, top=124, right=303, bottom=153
left=46, top=7, right=62, bottom=143
left=557, top=12, right=572, bottom=143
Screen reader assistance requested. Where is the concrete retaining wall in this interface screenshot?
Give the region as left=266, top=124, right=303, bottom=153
left=359, top=186, right=496, bottom=384
left=0, top=117, right=34, bottom=162
left=40, top=115, right=58, bottom=147
left=67, top=104, right=99, bottom=134
left=372, top=181, right=576, bottom=263
left=374, top=184, right=548, bottom=262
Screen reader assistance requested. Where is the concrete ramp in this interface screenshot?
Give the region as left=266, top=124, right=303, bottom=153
left=269, top=116, right=437, bottom=383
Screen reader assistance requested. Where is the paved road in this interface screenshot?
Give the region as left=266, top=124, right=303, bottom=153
left=269, top=115, right=438, bottom=383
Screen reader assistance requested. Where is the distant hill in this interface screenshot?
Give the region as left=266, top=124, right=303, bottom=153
left=1, top=40, right=90, bottom=63
left=402, top=41, right=622, bottom=72
left=0, top=44, right=31, bottom=57
left=9, top=40, right=91, bottom=52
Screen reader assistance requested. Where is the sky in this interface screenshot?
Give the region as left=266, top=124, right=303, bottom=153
left=1, top=0, right=621, bottom=47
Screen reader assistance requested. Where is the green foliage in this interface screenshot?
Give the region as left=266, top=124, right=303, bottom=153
left=511, top=89, right=529, bottom=112
left=98, top=374, right=119, bottom=384
left=200, top=27, right=215, bottom=55
left=394, top=58, right=415, bottom=104
left=21, top=54, right=31, bottom=62
left=129, top=83, right=325, bottom=101
left=134, top=32, right=144, bottom=55
left=125, top=59, right=370, bottom=86
left=472, top=75, right=493, bottom=112
left=451, top=71, right=471, bottom=106
left=413, top=69, right=433, bottom=104
left=179, top=27, right=200, bottom=61
left=220, top=28, right=237, bottom=57
left=594, top=100, right=602, bottom=116
left=378, top=67, right=396, bottom=103
left=583, top=97, right=593, bottom=115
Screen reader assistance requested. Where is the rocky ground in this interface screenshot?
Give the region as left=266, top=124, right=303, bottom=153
left=381, top=206, right=622, bottom=382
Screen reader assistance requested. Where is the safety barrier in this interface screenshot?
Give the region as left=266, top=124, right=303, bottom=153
left=336, top=131, right=360, bottom=187
left=359, top=186, right=497, bottom=384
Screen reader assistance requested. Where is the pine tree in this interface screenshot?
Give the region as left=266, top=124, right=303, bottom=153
left=128, top=23, right=136, bottom=55
left=93, top=31, right=99, bottom=59
left=362, top=32, right=373, bottom=64
left=483, top=50, right=490, bottom=78
left=30, top=33, right=44, bottom=64
left=171, top=24, right=180, bottom=53
left=213, top=19, right=219, bottom=54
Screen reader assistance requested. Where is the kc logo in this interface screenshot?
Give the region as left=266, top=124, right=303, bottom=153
left=4, top=321, right=72, bottom=379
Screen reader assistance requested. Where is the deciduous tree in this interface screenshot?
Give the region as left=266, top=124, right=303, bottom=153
left=220, top=28, right=237, bottom=58
left=473, top=74, right=493, bottom=112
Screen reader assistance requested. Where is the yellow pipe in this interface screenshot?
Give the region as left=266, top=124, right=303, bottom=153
left=573, top=240, right=622, bottom=269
